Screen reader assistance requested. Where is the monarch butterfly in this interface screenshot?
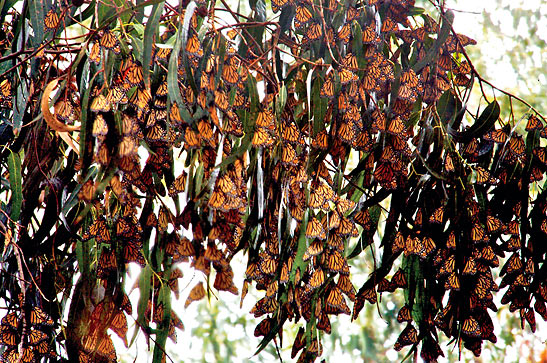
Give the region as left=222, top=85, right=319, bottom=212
left=445, top=272, right=460, bottom=290
left=462, top=317, right=481, bottom=337
left=316, top=311, right=332, bottom=334
left=252, top=127, right=275, bottom=148
left=197, top=120, right=215, bottom=146
left=428, top=206, right=444, bottom=224
left=255, top=109, right=274, bottom=130
left=184, top=128, right=201, bottom=148
left=29, top=307, right=54, bottom=326
left=394, top=324, right=418, bottom=351
left=438, top=254, right=455, bottom=277
left=397, top=305, right=412, bottom=323
left=97, top=249, right=117, bottom=278
left=214, top=268, right=238, bottom=295
left=204, top=243, right=223, bottom=263
left=418, top=236, right=436, bottom=259
left=304, top=22, right=322, bottom=42
left=123, top=239, right=145, bottom=265
left=391, top=231, right=405, bottom=254
left=221, top=62, right=239, bottom=85
left=290, top=327, right=306, bottom=359
left=371, top=108, right=386, bottom=132
left=352, top=131, right=375, bottom=151
left=326, top=210, right=341, bottom=230
left=294, top=5, right=313, bottom=29
left=337, top=217, right=359, bottom=237
left=391, top=269, right=407, bottom=289
left=155, top=46, right=172, bottom=61
left=475, top=166, right=496, bottom=185
left=377, top=278, right=395, bottom=293
left=0, top=326, right=17, bottom=346
left=25, top=327, right=47, bottom=347
left=338, top=68, right=357, bottom=85
left=504, top=220, right=519, bottom=235
left=216, top=174, right=237, bottom=196
left=185, top=32, right=201, bottom=56
left=121, top=58, right=144, bottom=87
left=258, top=253, right=277, bottom=275
left=485, top=215, right=502, bottom=233
left=280, top=144, right=297, bottom=165
left=44, top=8, right=60, bottom=31
left=109, top=310, right=128, bottom=342
left=320, top=75, right=335, bottom=98
left=280, top=122, right=303, bottom=144
left=168, top=172, right=187, bottom=197
left=253, top=317, right=275, bottom=338
left=325, top=235, right=343, bottom=253
left=250, top=296, right=278, bottom=318
left=501, top=253, right=523, bottom=276
left=362, top=71, right=379, bottom=93
left=479, top=245, right=499, bottom=266
left=129, top=88, right=151, bottom=112
left=354, top=209, right=372, bottom=229
left=115, top=217, right=132, bottom=237
left=471, top=223, right=486, bottom=243
left=308, top=267, right=325, bottom=289
left=176, top=237, right=196, bottom=257
left=346, top=6, right=359, bottom=22
left=358, top=286, right=378, bottom=307
left=118, top=136, right=138, bottom=157
left=100, top=30, right=120, bottom=53
left=444, top=33, right=476, bottom=53
left=507, top=135, right=525, bottom=159
left=462, top=257, right=477, bottom=275
left=185, top=282, right=206, bottom=308
left=1, top=312, right=18, bottom=330
left=306, top=217, right=327, bottom=240
left=88, top=42, right=101, bottom=64
left=323, top=250, right=347, bottom=274
left=0, top=78, right=11, bottom=102
left=271, top=0, right=291, bottom=12
left=525, top=114, right=543, bottom=131
left=90, top=94, right=111, bottom=113
left=381, top=17, right=398, bottom=33
left=374, top=162, right=397, bottom=190
left=303, top=240, right=324, bottom=261
left=337, top=121, right=356, bottom=143
left=326, top=286, right=351, bottom=315
left=387, top=116, right=407, bottom=137
left=157, top=206, right=170, bottom=232
left=443, top=231, right=455, bottom=250
left=336, top=22, right=352, bottom=43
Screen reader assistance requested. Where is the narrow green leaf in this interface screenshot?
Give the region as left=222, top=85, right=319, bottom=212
left=29, top=0, right=44, bottom=47
left=152, top=284, right=171, bottom=363
left=143, top=1, right=165, bottom=89
left=290, top=209, right=309, bottom=282
left=7, top=150, right=22, bottom=223
left=451, top=100, right=500, bottom=142
left=79, top=61, right=91, bottom=160
left=312, top=77, right=327, bottom=136
left=13, top=78, right=28, bottom=134
left=134, top=265, right=152, bottom=345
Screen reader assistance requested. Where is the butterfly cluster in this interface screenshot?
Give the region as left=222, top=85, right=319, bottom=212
left=0, top=303, right=56, bottom=362
left=1, top=0, right=546, bottom=362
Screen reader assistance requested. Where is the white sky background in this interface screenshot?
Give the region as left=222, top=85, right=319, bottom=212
left=110, top=1, right=547, bottom=362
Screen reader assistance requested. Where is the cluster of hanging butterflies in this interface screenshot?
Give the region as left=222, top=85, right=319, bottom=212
left=75, top=0, right=545, bottom=361
left=0, top=304, right=56, bottom=362
left=3, top=0, right=547, bottom=361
